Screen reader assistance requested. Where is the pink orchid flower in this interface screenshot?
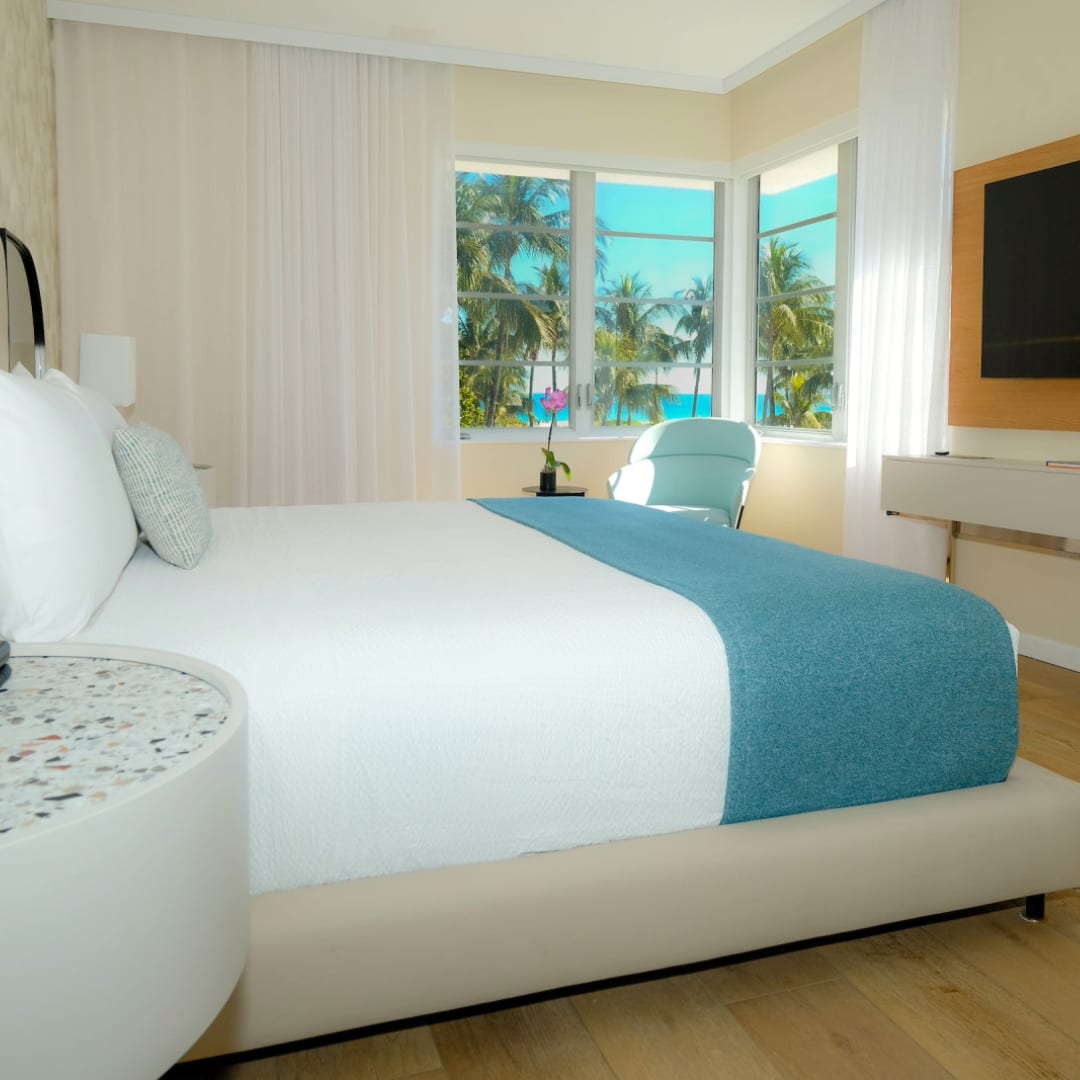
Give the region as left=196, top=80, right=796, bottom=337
left=540, top=387, right=571, bottom=479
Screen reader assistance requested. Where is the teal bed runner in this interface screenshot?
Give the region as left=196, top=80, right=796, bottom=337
left=474, top=498, right=1018, bottom=824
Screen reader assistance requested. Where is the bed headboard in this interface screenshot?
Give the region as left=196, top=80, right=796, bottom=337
left=1, top=229, right=46, bottom=378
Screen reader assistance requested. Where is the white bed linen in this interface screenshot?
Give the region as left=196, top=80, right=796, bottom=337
left=73, top=501, right=731, bottom=895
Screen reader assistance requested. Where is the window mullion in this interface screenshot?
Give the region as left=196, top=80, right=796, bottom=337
left=831, top=138, right=857, bottom=440
left=712, top=180, right=726, bottom=419
left=746, top=174, right=762, bottom=425
left=569, top=170, right=595, bottom=433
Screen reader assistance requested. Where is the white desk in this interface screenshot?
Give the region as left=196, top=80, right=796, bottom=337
left=881, top=455, right=1080, bottom=579
left=0, top=645, right=248, bottom=1080
left=881, top=455, right=1080, bottom=537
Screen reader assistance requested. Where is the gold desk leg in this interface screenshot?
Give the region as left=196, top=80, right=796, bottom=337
left=946, top=520, right=960, bottom=584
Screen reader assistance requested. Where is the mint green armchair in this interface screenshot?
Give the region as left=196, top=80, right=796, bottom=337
left=607, top=418, right=761, bottom=528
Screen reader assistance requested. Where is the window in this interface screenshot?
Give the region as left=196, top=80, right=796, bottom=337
left=456, top=165, right=571, bottom=430
left=456, top=164, right=722, bottom=435
left=593, top=174, right=717, bottom=429
left=750, top=140, right=855, bottom=436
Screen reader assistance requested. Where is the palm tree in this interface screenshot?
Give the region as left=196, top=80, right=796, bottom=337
left=469, top=174, right=569, bottom=426
left=594, top=272, right=680, bottom=426
left=756, top=239, right=834, bottom=426
left=455, top=177, right=498, bottom=294
left=675, top=276, right=713, bottom=417
left=522, top=262, right=570, bottom=427
left=774, top=367, right=834, bottom=428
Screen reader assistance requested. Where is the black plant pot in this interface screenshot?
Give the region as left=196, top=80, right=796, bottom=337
left=539, top=469, right=557, bottom=494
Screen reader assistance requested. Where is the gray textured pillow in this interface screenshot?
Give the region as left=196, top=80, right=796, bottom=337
left=112, top=422, right=211, bottom=569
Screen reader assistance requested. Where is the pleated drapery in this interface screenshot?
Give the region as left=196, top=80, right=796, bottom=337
left=54, top=22, right=460, bottom=507
left=842, top=0, right=959, bottom=576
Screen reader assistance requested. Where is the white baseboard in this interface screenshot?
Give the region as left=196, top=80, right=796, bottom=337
left=1018, top=632, right=1080, bottom=674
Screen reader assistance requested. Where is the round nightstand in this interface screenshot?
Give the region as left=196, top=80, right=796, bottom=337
left=0, top=644, right=249, bottom=1080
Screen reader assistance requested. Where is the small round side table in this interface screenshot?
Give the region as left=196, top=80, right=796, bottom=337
left=0, top=644, right=249, bottom=1080
left=522, top=485, right=588, bottom=497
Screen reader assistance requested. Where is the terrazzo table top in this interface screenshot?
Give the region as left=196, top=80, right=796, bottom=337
left=1, top=653, right=230, bottom=839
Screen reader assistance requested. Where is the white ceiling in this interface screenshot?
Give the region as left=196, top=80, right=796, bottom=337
left=48, top=0, right=884, bottom=93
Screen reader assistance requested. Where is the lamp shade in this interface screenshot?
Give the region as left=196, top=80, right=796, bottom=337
left=79, top=333, right=137, bottom=407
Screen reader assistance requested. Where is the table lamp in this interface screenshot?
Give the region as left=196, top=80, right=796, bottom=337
left=79, top=333, right=136, bottom=407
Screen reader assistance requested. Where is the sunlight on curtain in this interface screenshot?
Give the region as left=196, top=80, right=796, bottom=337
left=53, top=22, right=460, bottom=507
left=842, top=0, right=958, bottom=576
left=249, top=47, right=458, bottom=504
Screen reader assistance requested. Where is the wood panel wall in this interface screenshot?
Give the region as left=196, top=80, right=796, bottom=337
left=949, top=132, right=1080, bottom=430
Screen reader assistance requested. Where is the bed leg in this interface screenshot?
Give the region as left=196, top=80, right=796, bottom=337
left=1020, top=893, right=1046, bottom=923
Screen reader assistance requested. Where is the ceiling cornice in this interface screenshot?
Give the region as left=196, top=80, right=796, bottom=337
left=47, top=0, right=883, bottom=96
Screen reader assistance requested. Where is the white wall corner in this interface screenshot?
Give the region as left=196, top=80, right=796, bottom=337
left=1019, top=631, right=1080, bottom=675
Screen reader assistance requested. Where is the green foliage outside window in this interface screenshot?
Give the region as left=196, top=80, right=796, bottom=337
left=456, top=170, right=713, bottom=431
left=755, top=238, right=835, bottom=429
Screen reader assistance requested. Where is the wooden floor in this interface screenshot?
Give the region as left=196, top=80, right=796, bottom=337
left=170, top=657, right=1080, bottom=1080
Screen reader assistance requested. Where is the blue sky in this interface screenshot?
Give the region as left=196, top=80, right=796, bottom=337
left=478, top=171, right=838, bottom=300
left=760, top=174, right=838, bottom=285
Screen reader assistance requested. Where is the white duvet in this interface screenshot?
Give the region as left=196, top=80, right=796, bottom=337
left=74, top=500, right=730, bottom=895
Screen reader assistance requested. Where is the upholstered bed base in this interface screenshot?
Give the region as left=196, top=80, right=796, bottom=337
left=185, top=758, right=1080, bottom=1060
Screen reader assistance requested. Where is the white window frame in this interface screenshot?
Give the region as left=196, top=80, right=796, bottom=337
left=734, top=121, right=858, bottom=445
left=455, top=147, right=733, bottom=443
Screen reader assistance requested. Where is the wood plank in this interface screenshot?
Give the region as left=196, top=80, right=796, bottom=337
left=572, top=972, right=784, bottom=1080
left=1023, top=696, right=1080, bottom=728
left=1046, top=890, right=1080, bottom=948
left=1018, top=673, right=1080, bottom=778
left=1019, top=700, right=1080, bottom=780
left=169, top=1027, right=442, bottom=1080
left=692, top=947, right=840, bottom=1004
left=169, top=1056, right=274, bottom=1079
left=1019, top=657, right=1080, bottom=694
left=1018, top=736, right=1080, bottom=782
left=825, top=926, right=1080, bottom=1078
left=1018, top=658, right=1076, bottom=701
left=926, top=908, right=1080, bottom=1039
left=727, top=978, right=950, bottom=1079
left=1019, top=740, right=1080, bottom=781
left=432, top=999, right=617, bottom=1080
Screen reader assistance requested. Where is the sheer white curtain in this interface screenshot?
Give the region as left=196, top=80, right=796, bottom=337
left=842, top=0, right=959, bottom=575
left=53, top=22, right=459, bottom=507
left=249, top=46, right=458, bottom=504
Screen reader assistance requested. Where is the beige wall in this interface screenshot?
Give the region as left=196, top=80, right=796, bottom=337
left=948, top=0, right=1080, bottom=660
left=455, top=67, right=731, bottom=164
left=955, top=0, right=1080, bottom=171
left=740, top=443, right=845, bottom=554
left=462, top=438, right=630, bottom=503
left=729, top=21, right=861, bottom=160
left=0, top=0, right=60, bottom=370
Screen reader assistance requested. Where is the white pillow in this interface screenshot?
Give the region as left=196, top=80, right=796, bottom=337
left=43, top=367, right=127, bottom=444
left=0, top=370, right=138, bottom=640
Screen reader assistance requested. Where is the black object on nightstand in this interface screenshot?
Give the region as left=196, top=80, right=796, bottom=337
left=522, top=485, right=587, bottom=497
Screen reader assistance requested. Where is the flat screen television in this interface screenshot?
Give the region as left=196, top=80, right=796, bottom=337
left=981, top=157, right=1080, bottom=378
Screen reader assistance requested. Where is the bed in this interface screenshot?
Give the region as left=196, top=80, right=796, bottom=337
left=2, top=361, right=1080, bottom=1064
